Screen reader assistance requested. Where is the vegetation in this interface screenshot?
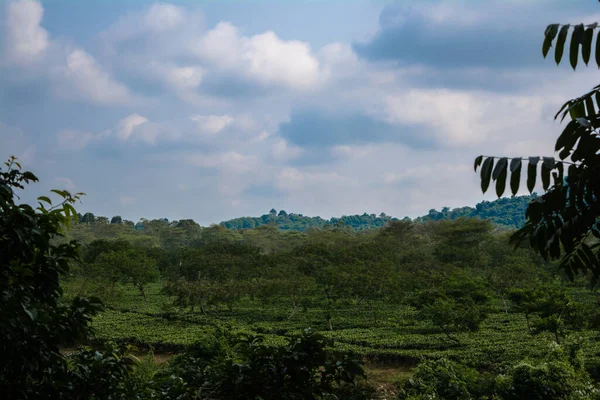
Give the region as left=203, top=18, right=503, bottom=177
left=475, top=18, right=600, bottom=283
left=219, top=196, right=534, bottom=232
left=6, top=4, right=600, bottom=399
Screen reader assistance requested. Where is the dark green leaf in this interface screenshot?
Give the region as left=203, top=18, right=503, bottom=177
left=541, top=163, right=551, bottom=191
left=555, top=24, right=570, bottom=65
left=583, top=27, right=594, bottom=65
left=474, top=155, right=483, bottom=172
left=555, top=119, right=578, bottom=152
left=570, top=24, right=584, bottom=70
left=555, top=162, right=564, bottom=185
left=50, top=189, right=66, bottom=198
left=37, top=196, right=52, bottom=205
left=585, top=96, right=596, bottom=117
left=480, top=157, right=494, bottom=193
left=596, top=30, right=600, bottom=68
left=569, top=101, right=586, bottom=119
left=527, top=157, right=539, bottom=193
left=510, top=161, right=522, bottom=196
left=543, top=157, right=556, bottom=170
left=492, top=157, right=508, bottom=180
left=496, top=162, right=508, bottom=197
left=509, top=157, right=522, bottom=172
left=543, top=24, right=560, bottom=58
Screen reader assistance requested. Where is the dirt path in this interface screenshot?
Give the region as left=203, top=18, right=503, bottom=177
left=364, top=362, right=412, bottom=399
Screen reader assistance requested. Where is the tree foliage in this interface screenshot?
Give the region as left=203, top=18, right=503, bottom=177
left=0, top=157, right=103, bottom=397
left=475, top=17, right=600, bottom=284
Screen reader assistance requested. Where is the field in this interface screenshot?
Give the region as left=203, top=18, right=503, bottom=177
left=74, top=282, right=600, bottom=370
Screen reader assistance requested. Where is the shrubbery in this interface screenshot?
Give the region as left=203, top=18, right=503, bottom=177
left=397, top=341, right=598, bottom=400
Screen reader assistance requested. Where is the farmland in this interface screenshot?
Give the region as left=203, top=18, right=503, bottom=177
left=65, top=281, right=600, bottom=370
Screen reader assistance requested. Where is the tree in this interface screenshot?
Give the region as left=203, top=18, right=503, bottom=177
left=410, top=280, right=490, bottom=345
left=0, top=157, right=103, bottom=397
left=92, top=249, right=159, bottom=300
left=80, top=212, right=95, bottom=224
left=111, top=215, right=123, bottom=224
left=474, top=16, right=600, bottom=283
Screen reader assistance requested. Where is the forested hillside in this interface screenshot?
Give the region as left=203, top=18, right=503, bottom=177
left=219, top=195, right=534, bottom=231
left=414, top=195, right=534, bottom=229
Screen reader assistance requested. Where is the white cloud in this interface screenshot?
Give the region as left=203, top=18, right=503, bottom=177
left=3, top=0, right=49, bottom=66
left=378, top=89, right=548, bottom=147
left=194, top=22, right=322, bottom=91
left=64, top=49, right=134, bottom=106
left=190, top=114, right=234, bottom=135
left=271, top=139, right=303, bottom=161
left=116, top=114, right=149, bottom=140
left=163, top=65, right=205, bottom=90
left=99, top=3, right=189, bottom=44
left=1, top=1, right=136, bottom=106
left=331, top=145, right=371, bottom=159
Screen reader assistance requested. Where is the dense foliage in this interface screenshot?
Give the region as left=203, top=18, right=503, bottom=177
left=415, top=195, right=533, bottom=229
left=0, top=157, right=104, bottom=398
left=397, top=341, right=599, bottom=399
left=219, top=197, right=533, bottom=232
left=0, top=159, right=373, bottom=399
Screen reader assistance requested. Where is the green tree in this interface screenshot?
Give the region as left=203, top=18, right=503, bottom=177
left=0, top=158, right=103, bottom=397
left=475, top=17, right=600, bottom=282
left=410, top=280, right=490, bottom=345
left=92, top=249, right=159, bottom=300
left=80, top=212, right=96, bottom=224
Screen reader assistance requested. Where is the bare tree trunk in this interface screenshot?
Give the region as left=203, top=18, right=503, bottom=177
left=502, top=296, right=509, bottom=314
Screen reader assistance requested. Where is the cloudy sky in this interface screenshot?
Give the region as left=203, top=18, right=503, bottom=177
left=1, top=0, right=598, bottom=224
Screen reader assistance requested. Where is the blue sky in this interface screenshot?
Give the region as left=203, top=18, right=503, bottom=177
left=1, top=0, right=598, bottom=224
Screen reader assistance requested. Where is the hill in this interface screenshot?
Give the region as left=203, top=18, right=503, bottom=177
left=220, top=195, right=535, bottom=231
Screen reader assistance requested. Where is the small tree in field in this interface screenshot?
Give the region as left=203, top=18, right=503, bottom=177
left=92, top=249, right=159, bottom=300
left=410, top=280, right=490, bottom=345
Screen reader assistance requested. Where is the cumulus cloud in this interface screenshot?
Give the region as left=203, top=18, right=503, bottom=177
left=3, top=0, right=49, bottom=66
left=97, top=5, right=324, bottom=98
left=2, top=0, right=595, bottom=224
left=195, top=22, right=321, bottom=91
left=271, top=139, right=303, bottom=161
left=1, top=0, right=136, bottom=106
left=116, top=114, right=150, bottom=141
left=190, top=114, right=234, bottom=135
left=99, top=3, right=188, bottom=44
left=63, top=49, right=134, bottom=106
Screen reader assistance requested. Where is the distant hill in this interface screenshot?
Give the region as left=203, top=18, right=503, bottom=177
left=413, top=195, right=534, bottom=229
left=220, top=209, right=399, bottom=231
left=219, top=195, right=535, bottom=232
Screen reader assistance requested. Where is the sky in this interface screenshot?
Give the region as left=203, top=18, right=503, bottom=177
left=1, top=0, right=599, bottom=225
